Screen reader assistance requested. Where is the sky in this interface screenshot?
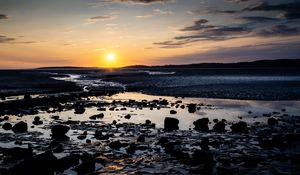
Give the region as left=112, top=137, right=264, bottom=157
left=0, top=0, right=300, bottom=68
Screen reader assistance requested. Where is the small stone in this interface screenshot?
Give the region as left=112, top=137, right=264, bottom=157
left=124, top=114, right=131, bottom=119
left=170, top=110, right=177, bottom=114
left=2, top=122, right=12, bottom=130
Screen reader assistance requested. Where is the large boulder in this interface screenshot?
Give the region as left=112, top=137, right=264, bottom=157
left=231, top=121, right=247, bottom=133
left=51, top=125, right=70, bottom=139
left=193, top=118, right=209, bottom=131
left=12, top=121, right=28, bottom=133
left=164, top=117, right=179, bottom=131
left=2, top=122, right=12, bottom=130
left=1, top=147, right=33, bottom=159
left=187, top=104, right=197, bottom=113
left=213, top=121, right=226, bottom=132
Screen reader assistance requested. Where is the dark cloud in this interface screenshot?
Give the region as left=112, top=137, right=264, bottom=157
left=89, top=15, right=116, bottom=21
left=256, top=25, right=300, bottom=37
left=224, top=0, right=250, bottom=3
left=0, top=14, right=8, bottom=19
left=180, top=19, right=213, bottom=31
left=113, top=0, right=168, bottom=4
left=240, top=16, right=279, bottom=23
left=245, top=1, right=300, bottom=19
left=0, top=35, right=15, bottom=43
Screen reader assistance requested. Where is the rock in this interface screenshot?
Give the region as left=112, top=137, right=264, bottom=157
left=213, top=121, right=226, bottom=132
left=145, top=120, right=151, bottom=125
left=86, top=139, right=91, bottom=144
left=170, top=110, right=177, bottom=114
left=76, top=159, right=95, bottom=175
left=164, top=117, right=179, bottom=131
left=193, top=118, right=209, bottom=132
left=74, top=106, right=85, bottom=114
left=187, top=104, right=197, bottom=113
left=89, top=113, right=104, bottom=120
left=24, top=94, right=31, bottom=100
left=112, top=120, right=117, bottom=125
left=53, top=143, right=64, bottom=153
left=137, top=135, right=145, bottom=142
left=7, top=151, right=57, bottom=175
left=56, top=154, right=80, bottom=172
left=51, top=115, right=59, bottom=120
left=192, top=150, right=214, bottom=164
left=127, top=143, right=136, bottom=154
left=12, top=121, right=28, bottom=133
left=109, top=140, right=123, bottom=149
left=213, top=119, right=219, bottom=123
left=230, top=121, right=247, bottom=133
left=3, top=116, right=9, bottom=120
left=200, top=137, right=209, bottom=151
left=51, top=125, right=70, bottom=139
left=124, top=114, right=131, bottom=119
left=1, top=147, right=33, bottom=159
left=32, top=116, right=43, bottom=125
left=2, top=122, right=12, bottom=130
left=95, top=130, right=110, bottom=140
left=268, top=117, right=278, bottom=126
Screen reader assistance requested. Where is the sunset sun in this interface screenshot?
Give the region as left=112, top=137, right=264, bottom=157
left=106, top=53, right=115, bottom=62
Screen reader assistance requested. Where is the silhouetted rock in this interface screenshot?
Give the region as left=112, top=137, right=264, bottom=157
left=2, top=122, right=12, bottom=130
left=124, top=114, right=131, bottom=119
left=109, top=140, right=122, bottom=149
left=77, top=159, right=95, bottom=175
left=200, top=137, right=209, bottom=151
left=89, top=113, right=104, bottom=120
left=56, top=154, right=80, bottom=172
left=164, top=117, right=179, bottom=131
left=170, top=110, right=177, bottom=114
left=32, top=116, right=43, bottom=125
left=51, top=125, right=70, bottom=139
left=145, top=120, right=151, bottom=125
left=193, top=118, right=209, bottom=131
left=1, top=147, right=33, bottom=159
left=231, top=121, right=247, bottom=133
left=127, top=143, right=136, bottom=154
left=12, top=121, right=28, bottom=133
left=51, top=115, right=59, bottom=120
left=74, top=105, right=85, bottom=114
left=213, top=121, right=226, bottom=132
left=268, top=117, right=278, bottom=126
left=95, top=130, right=110, bottom=140
left=187, top=104, right=197, bottom=113
left=192, top=150, right=214, bottom=164
left=137, top=135, right=145, bottom=142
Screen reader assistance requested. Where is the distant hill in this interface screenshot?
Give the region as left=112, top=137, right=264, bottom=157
left=124, top=59, right=300, bottom=69
left=36, top=59, right=300, bottom=70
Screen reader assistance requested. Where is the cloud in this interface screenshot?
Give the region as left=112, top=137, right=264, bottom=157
left=240, top=16, right=279, bottom=23
left=224, top=0, right=250, bottom=3
left=136, top=8, right=173, bottom=19
left=0, top=14, right=8, bottom=19
left=89, top=15, right=117, bottom=22
left=244, top=1, right=300, bottom=19
left=180, top=19, right=211, bottom=31
left=255, top=25, right=300, bottom=37
left=0, top=35, right=15, bottom=43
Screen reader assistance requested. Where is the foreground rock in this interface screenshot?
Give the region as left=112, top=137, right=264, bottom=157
left=2, top=122, right=12, bottom=130
left=193, top=118, right=209, bottom=131
left=51, top=125, right=70, bottom=139
left=213, top=121, right=226, bottom=132
left=231, top=121, right=247, bottom=133
left=164, top=117, right=179, bottom=131
left=12, top=121, right=28, bottom=133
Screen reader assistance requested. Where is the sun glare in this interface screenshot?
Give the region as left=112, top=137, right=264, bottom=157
left=106, top=53, right=115, bottom=62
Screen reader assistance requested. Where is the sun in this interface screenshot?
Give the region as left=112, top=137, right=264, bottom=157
left=106, top=53, right=115, bottom=62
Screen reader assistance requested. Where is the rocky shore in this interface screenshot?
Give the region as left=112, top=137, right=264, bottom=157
left=0, top=93, right=300, bottom=175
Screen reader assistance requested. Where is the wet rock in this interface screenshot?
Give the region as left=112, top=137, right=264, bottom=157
left=200, top=137, right=209, bottom=151
left=95, top=130, right=110, bottom=140
left=98, top=107, right=106, bottom=111
left=213, top=121, right=226, bottom=132
left=268, top=117, right=278, bottom=126
left=192, top=150, right=214, bottom=165
left=32, top=116, right=43, bottom=125
left=145, top=120, right=151, bottom=125
left=56, top=154, right=80, bottom=172
left=51, top=125, right=70, bottom=139
left=51, top=115, right=59, bottom=120
left=74, top=105, right=85, bottom=114
left=89, top=113, right=104, bottom=120
left=170, top=110, right=177, bottom=114
left=7, top=151, right=57, bottom=175
left=3, top=116, right=9, bottom=120
left=164, top=117, right=179, bottom=131
left=112, top=120, right=117, bottom=125
left=187, top=104, right=197, bottom=113
left=137, top=135, right=145, bottom=142
left=86, top=139, right=91, bottom=144
left=193, top=118, right=209, bottom=132
left=230, top=121, right=247, bottom=133
left=2, top=122, right=12, bottom=130
left=127, top=143, right=136, bottom=154
left=109, top=140, right=123, bottom=149
left=53, top=143, right=64, bottom=153
left=1, top=147, right=33, bottom=159
left=12, top=121, right=28, bottom=133
left=124, top=114, right=131, bottom=119
left=24, top=94, right=31, bottom=100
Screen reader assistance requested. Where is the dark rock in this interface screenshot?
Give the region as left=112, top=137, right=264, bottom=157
left=74, top=106, right=85, bottom=114
left=98, top=107, right=106, bottom=111
left=213, top=119, right=218, bottom=123
left=268, top=117, right=278, bottom=126
left=164, top=117, right=179, bottom=131
left=145, top=120, right=151, bottom=125
left=56, top=154, right=80, bottom=172
left=7, top=151, right=57, bottom=175
left=124, top=114, right=131, bottom=119
left=89, top=113, right=104, bottom=120
left=230, top=121, right=247, bottom=133
left=213, top=121, right=226, bottom=132
left=137, top=135, right=145, bottom=142
left=53, top=143, right=64, bottom=153
left=2, top=122, right=12, bottom=130
left=170, top=110, right=177, bottom=114
left=109, top=140, right=123, bottom=149
left=200, top=137, right=209, bottom=151
left=86, top=139, right=91, bottom=144
left=51, top=115, right=60, bottom=120
left=112, top=120, right=117, bottom=125
left=187, top=104, right=197, bottom=113
left=127, top=143, right=136, bottom=154
left=24, top=94, right=31, bottom=100
left=95, top=130, right=110, bottom=140
left=32, top=116, right=43, bottom=125
left=3, top=116, right=9, bottom=120
left=1, top=147, right=33, bottom=159
left=12, top=121, right=28, bottom=133
left=51, top=125, right=70, bottom=139
left=193, top=118, right=209, bottom=132
left=192, top=150, right=214, bottom=165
